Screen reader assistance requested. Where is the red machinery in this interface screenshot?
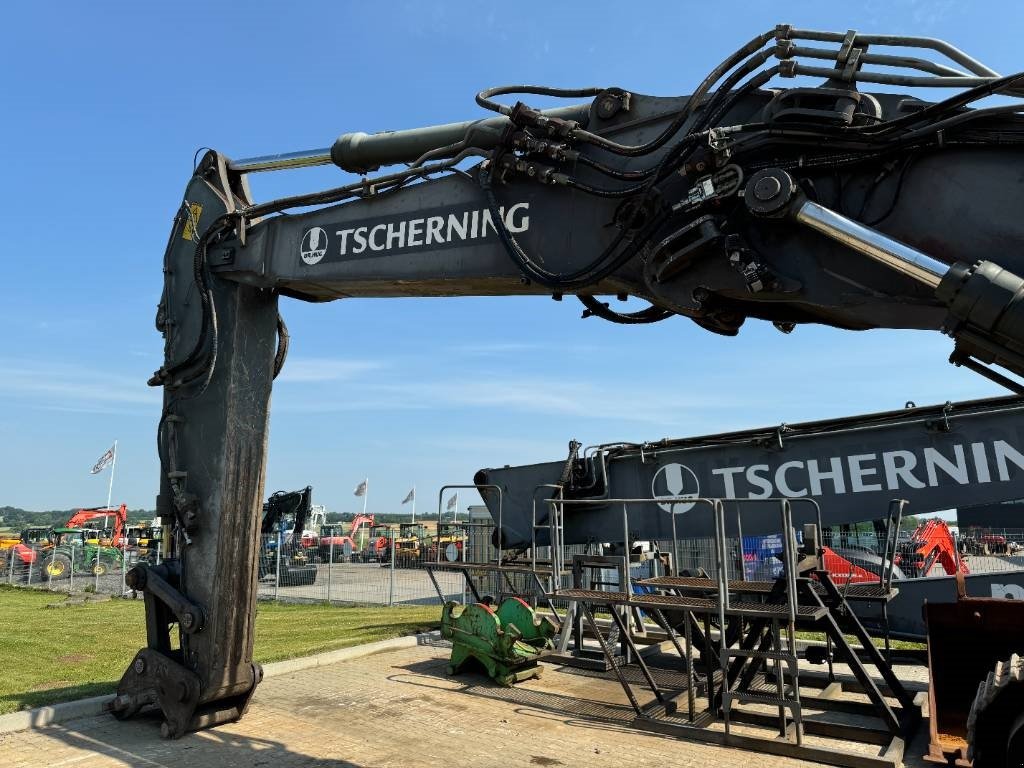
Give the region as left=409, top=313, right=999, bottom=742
left=895, top=519, right=968, bottom=578
left=820, top=518, right=965, bottom=586
left=65, top=504, right=128, bottom=548
left=821, top=546, right=885, bottom=585
left=0, top=543, right=38, bottom=571
left=364, top=524, right=394, bottom=562
left=318, top=514, right=374, bottom=561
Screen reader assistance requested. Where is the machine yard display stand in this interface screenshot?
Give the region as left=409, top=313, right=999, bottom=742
left=429, top=490, right=921, bottom=768
left=552, top=496, right=914, bottom=768
left=426, top=484, right=563, bottom=618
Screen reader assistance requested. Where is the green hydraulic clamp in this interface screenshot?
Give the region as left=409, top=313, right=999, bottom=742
left=441, top=597, right=557, bottom=686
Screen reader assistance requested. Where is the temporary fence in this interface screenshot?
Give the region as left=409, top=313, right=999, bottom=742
left=254, top=528, right=466, bottom=606
left=5, top=521, right=1023, bottom=602
left=3, top=537, right=138, bottom=595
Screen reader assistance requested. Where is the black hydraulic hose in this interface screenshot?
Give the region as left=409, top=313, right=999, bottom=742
left=179, top=294, right=219, bottom=398
left=643, top=58, right=777, bottom=187
left=664, top=67, right=1024, bottom=184
left=577, top=153, right=660, bottom=180
left=892, top=104, right=1024, bottom=144
left=570, top=29, right=776, bottom=157
left=479, top=164, right=667, bottom=289
left=566, top=178, right=653, bottom=198
left=647, top=69, right=775, bottom=186
left=697, top=67, right=779, bottom=137
left=150, top=214, right=231, bottom=386
left=691, top=51, right=776, bottom=134
left=273, top=314, right=289, bottom=379
left=736, top=123, right=1024, bottom=175
left=578, top=295, right=675, bottom=324
left=854, top=71, right=1024, bottom=136
left=245, top=149, right=485, bottom=220
left=475, top=85, right=604, bottom=115
left=558, top=440, right=582, bottom=487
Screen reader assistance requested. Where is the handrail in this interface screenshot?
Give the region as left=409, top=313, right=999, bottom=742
left=531, top=483, right=564, bottom=577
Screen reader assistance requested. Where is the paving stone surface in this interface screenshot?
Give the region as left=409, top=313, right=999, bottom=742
left=0, top=639, right=935, bottom=767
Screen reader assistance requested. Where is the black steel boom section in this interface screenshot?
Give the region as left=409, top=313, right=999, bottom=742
left=476, top=395, right=1024, bottom=549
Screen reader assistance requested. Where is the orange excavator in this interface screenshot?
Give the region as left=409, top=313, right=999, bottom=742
left=65, top=504, right=129, bottom=548
left=820, top=518, right=965, bottom=585
left=317, top=513, right=375, bottom=561
left=895, top=519, right=968, bottom=578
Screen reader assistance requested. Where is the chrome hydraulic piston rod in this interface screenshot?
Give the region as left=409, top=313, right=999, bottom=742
left=744, top=167, right=1024, bottom=384
left=229, top=104, right=591, bottom=175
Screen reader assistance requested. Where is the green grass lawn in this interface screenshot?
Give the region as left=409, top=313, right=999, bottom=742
left=0, top=586, right=440, bottom=715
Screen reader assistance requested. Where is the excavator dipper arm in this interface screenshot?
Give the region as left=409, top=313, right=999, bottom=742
left=112, top=26, right=1024, bottom=736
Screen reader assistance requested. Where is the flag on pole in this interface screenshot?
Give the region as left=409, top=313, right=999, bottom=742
left=90, top=444, right=116, bottom=475
left=353, top=479, right=368, bottom=497
left=401, top=488, right=415, bottom=504
left=446, top=494, right=457, bottom=512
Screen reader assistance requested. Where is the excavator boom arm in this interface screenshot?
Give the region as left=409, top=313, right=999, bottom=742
left=114, top=25, right=1024, bottom=737
left=65, top=505, right=128, bottom=546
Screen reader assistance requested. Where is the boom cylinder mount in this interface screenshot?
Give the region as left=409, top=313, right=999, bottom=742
left=744, top=167, right=1024, bottom=389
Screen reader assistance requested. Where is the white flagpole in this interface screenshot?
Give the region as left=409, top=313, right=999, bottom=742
left=411, top=486, right=416, bottom=524
left=362, top=478, right=368, bottom=517
left=106, top=441, right=118, bottom=511
left=104, top=441, right=124, bottom=596
left=454, top=491, right=459, bottom=524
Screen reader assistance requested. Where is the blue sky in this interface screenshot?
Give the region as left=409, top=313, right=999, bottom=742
left=1, top=1, right=1019, bottom=515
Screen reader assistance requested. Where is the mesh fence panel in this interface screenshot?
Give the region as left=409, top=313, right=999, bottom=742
left=4, top=522, right=1022, bottom=603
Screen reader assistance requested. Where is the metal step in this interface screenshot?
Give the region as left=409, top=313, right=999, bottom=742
left=725, top=691, right=802, bottom=709
left=725, top=648, right=800, bottom=662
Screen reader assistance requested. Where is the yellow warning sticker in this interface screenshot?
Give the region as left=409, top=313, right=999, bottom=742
left=182, top=202, right=203, bottom=241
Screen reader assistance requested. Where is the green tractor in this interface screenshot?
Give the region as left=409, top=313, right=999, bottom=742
left=43, top=527, right=123, bottom=579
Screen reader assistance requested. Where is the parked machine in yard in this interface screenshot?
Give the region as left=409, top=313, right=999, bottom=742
left=318, top=513, right=374, bottom=562
left=895, top=519, right=967, bottom=578
left=124, top=522, right=163, bottom=565
left=962, top=533, right=1014, bottom=556
left=43, top=527, right=123, bottom=579
left=428, top=523, right=467, bottom=563
left=374, top=522, right=424, bottom=564
left=0, top=526, right=51, bottom=572
left=821, top=543, right=900, bottom=585
left=110, top=23, right=1024, bottom=762
left=65, top=505, right=128, bottom=549
left=362, top=523, right=393, bottom=562
left=393, top=523, right=425, bottom=563
left=256, top=487, right=317, bottom=586
left=21, top=526, right=53, bottom=549
left=0, top=541, right=39, bottom=574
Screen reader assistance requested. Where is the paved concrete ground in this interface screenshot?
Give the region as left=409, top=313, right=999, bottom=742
left=259, top=562, right=466, bottom=605
left=0, top=639, right=935, bottom=768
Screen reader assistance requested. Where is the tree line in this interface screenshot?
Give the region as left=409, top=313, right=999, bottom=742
left=0, top=506, right=155, bottom=530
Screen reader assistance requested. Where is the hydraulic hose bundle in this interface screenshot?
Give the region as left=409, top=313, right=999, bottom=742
left=473, top=27, right=1024, bottom=318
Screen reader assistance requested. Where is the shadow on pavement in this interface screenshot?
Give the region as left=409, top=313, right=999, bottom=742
left=1, top=682, right=114, bottom=714
left=388, top=657, right=641, bottom=727
left=387, top=656, right=940, bottom=768
left=23, top=711, right=364, bottom=767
